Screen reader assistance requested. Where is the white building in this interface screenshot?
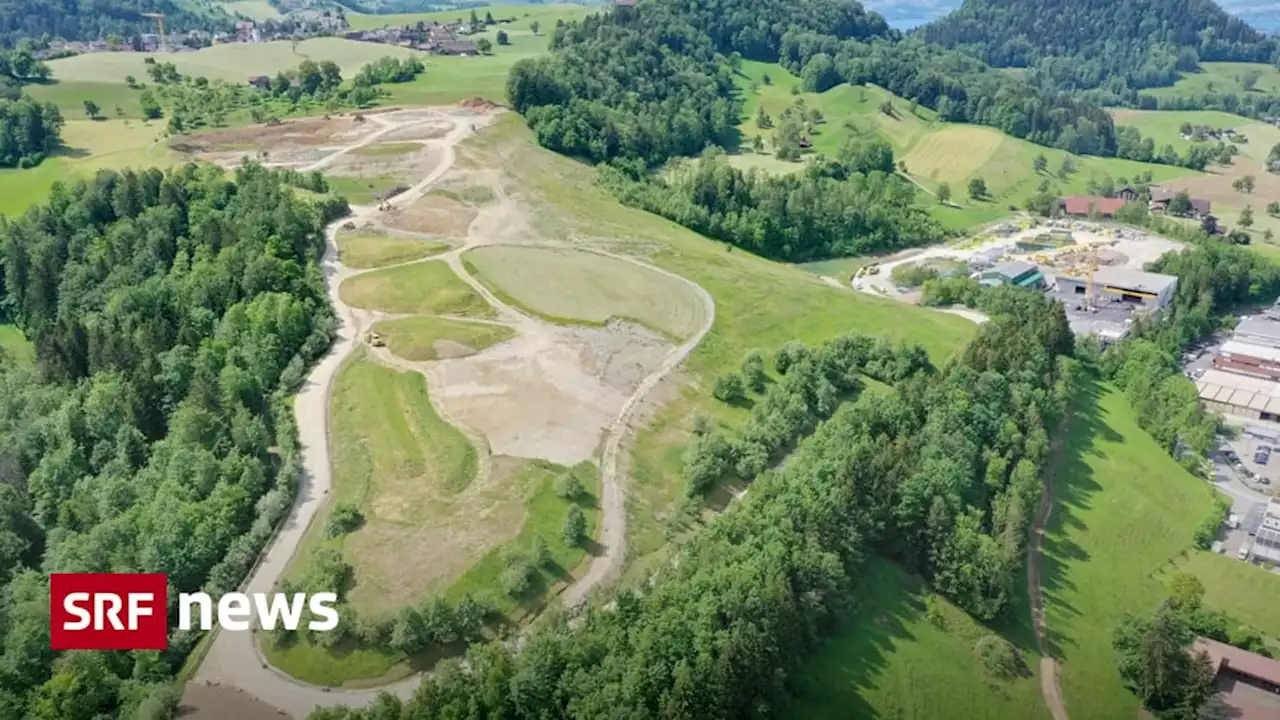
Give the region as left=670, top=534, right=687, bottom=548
left=1195, top=369, right=1280, bottom=421
left=1249, top=499, right=1280, bottom=564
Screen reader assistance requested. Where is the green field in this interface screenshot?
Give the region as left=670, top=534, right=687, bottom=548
left=0, top=324, right=33, bottom=365
left=1144, top=62, right=1280, bottom=99
left=797, top=256, right=873, bottom=284
left=339, top=259, right=492, bottom=317
left=1041, top=380, right=1216, bottom=719
left=793, top=558, right=1047, bottom=720
left=337, top=231, right=449, bottom=269
left=220, top=0, right=284, bottom=20
left=345, top=4, right=592, bottom=32
left=464, top=245, right=710, bottom=339
left=24, top=81, right=145, bottom=119
left=1175, top=551, right=1280, bottom=645
left=47, top=38, right=420, bottom=84
left=731, top=62, right=1198, bottom=231
left=373, top=315, right=515, bottom=361
left=0, top=119, right=175, bottom=216
left=454, top=113, right=977, bottom=579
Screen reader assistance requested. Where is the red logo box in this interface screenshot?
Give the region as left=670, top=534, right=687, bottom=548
left=49, top=573, right=168, bottom=650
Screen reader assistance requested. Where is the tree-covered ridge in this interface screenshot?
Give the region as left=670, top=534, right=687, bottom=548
left=0, top=163, right=347, bottom=718
left=606, top=145, right=945, bottom=261
left=917, top=0, right=1278, bottom=94
left=0, top=0, right=235, bottom=47
left=312, top=288, right=1078, bottom=719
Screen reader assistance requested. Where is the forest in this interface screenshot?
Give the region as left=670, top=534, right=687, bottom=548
left=0, top=96, right=61, bottom=167
left=309, top=286, right=1079, bottom=719
left=0, top=163, right=347, bottom=718
left=0, top=0, right=236, bottom=47
left=604, top=145, right=945, bottom=260
left=917, top=0, right=1278, bottom=97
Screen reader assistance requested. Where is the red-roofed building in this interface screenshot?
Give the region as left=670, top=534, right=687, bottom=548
left=1061, top=195, right=1129, bottom=217
left=1194, top=637, right=1280, bottom=720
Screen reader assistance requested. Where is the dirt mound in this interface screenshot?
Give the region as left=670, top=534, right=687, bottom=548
left=459, top=97, right=503, bottom=111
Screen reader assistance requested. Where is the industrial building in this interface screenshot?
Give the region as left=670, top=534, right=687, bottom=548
left=979, top=261, right=1044, bottom=289
left=1053, top=267, right=1178, bottom=311
left=1196, top=369, right=1280, bottom=420
left=1247, top=498, right=1280, bottom=565
left=1233, top=316, right=1280, bottom=349
left=1194, top=636, right=1280, bottom=719
left=1213, top=341, right=1280, bottom=382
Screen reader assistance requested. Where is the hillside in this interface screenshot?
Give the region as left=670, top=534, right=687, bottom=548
left=917, top=0, right=1277, bottom=94
left=0, top=0, right=236, bottom=46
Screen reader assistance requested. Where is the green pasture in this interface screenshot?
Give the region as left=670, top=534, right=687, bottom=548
left=373, top=315, right=515, bottom=361
left=1143, top=62, right=1280, bottom=99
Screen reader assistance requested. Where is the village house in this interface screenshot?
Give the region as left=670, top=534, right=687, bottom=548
left=1149, top=187, right=1212, bottom=219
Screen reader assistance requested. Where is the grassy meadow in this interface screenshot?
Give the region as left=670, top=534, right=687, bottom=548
left=464, top=245, right=711, bottom=340
left=336, top=230, right=450, bottom=269
left=731, top=61, right=1199, bottom=231
left=1174, top=551, right=1280, bottom=648
left=339, top=259, right=493, bottom=317
left=0, top=324, right=33, bottom=365
left=793, top=558, right=1048, bottom=720
left=1143, top=61, right=1280, bottom=99
left=1040, top=379, right=1216, bottom=720
left=372, top=315, right=516, bottom=361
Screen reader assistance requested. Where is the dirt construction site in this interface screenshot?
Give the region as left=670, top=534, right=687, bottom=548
left=855, top=217, right=1184, bottom=302
left=181, top=104, right=715, bottom=718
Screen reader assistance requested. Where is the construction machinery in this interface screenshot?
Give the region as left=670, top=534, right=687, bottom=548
left=366, top=331, right=385, bottom=348
left=141, top=12, right=167, bottom=52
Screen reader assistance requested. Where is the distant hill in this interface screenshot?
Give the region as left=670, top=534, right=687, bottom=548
left=915, top=0, right=1277, bottom=94
left=871, top=0, right=1280, bottom=32
left=0, top=0, right=236, bottom=46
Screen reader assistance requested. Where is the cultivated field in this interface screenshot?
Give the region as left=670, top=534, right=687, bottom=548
left=0, top=119, right=175, bottom=216
left=372, top=315, right=515, bottom=361
left=464, top=245, right=711, bottom=339
left=1041, top=380, right=1215, bottom=719
left=1143, top=62, right=1280, bottom=99
left=47, top=38, right=420, bottom=83
left=337, top=230, right=450, bottom=269
left=338, top=259, right=493, bottom=316
left=794, top=558, right=1048, bottom=719
left=1111, top=108, right=1280, bottom=242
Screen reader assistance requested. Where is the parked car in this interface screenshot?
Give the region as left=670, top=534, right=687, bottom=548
left=1229, top=514, right=1241, bottom=529
left=1239, top=544, right=1251, bottom=561
left=1255, top=447, right=1271, bottom=465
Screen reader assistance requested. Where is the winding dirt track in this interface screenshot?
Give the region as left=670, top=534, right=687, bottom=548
left=189, top=108, right=715, bottom=718
left=1029, top=412, right=1072, bottom=720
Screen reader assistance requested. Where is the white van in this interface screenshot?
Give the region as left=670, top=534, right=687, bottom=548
left=1238, top=544, right=1251, bottom=560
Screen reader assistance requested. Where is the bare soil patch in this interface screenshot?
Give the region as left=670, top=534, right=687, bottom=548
left=325, top=143, right=446, bottom=192
left=382, top=192, right=478, bottom=239
left=179, top=683, right=285, bottom=720
left=379, top=120, right=455, bottom=142
left=427, top=320, right=671, bottom=466
left=176, top=116, right=377, bottom=153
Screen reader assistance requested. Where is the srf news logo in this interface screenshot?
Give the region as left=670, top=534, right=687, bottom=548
left=50, top=573, right=338, bottom=651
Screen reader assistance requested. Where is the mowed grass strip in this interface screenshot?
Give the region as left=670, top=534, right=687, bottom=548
left=337, top=231, right=449, bottom=269
left=1042, top=380, right=1215, bottom=719
left=373, top=315, right=515, bottom=361
left=464, top=245, right=709, bottom=339
left=902, top=125, right=1005, bottom=186
left=339, top=259, right=492, bottom=317
left=793, top=557, right=1047, bottom=720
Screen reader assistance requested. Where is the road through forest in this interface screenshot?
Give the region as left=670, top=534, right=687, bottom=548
left=189, top=107, right=716, bottom=718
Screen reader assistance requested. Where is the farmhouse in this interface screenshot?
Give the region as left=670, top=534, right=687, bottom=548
left=1114, top=185, right=1140, bottom=202
left=437, top=40, right=478, bottom=55
left=978, top=261, right=1044, bottom=289
left=1193, top=636, right=1280, bottom=719
left=1234, top=316, right=1280, bottom=349
left=1061, top=195, right=1128, bottom=218
left=1149, top=187, right=1212, bottom=218
left=1054, top=267, right=1177, bottom=310
left=1196, top=369, right=1280, bottom=420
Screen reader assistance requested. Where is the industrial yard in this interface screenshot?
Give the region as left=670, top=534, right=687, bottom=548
left=854, top=218, right=1183, bottom=344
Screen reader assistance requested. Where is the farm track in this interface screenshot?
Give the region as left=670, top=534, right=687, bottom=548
left=188, top=108, right=716, bottom=718
left=1030, top=410, right=1072, bottom=720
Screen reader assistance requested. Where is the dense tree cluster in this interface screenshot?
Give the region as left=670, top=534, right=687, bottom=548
left=0, top=0, right=236, bottom=47
left=917, top=0, right=1277, bottom=95
left=309, top=287, right=1077, bottom=720
left=0, top=96, right=61, bottom=168
left=604, top=149, right=945, bottom=261
left=353, top=56, right=424, bottom=87
left=0, top=162, right=348, bottom=717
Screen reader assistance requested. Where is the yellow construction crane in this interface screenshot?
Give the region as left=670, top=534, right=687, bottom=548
left=1084, top=243, right=1099, bottom=309
left=142, top=12, right=167, bottom=52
